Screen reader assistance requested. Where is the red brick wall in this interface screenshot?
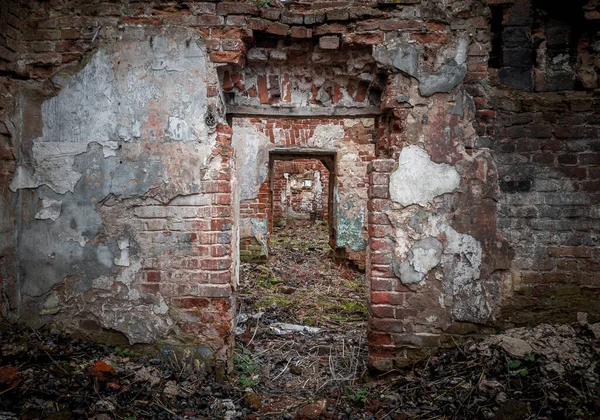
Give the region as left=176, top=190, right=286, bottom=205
left=235, top=116, right=374, bottom=266
left=2, top=0, right=598, bottom=374
left=0, top=0, right=21, bottom=71
left=272, top=159, right=330, bottom=223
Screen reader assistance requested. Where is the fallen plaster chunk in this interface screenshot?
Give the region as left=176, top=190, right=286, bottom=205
left=35, top=198, right=62, bottom=221
left=269, top=323, right=323, bottom=335
left=389, top=145, right=460, bottom=207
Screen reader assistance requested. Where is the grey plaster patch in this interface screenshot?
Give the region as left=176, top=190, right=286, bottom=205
left=373, top=41, right=419, bottom=78
left=442, top=226, right=497, bottom=323
left=418, top=39, right=469, bottom=97
left=418, top=60, right=467, bottom=97
left=9, top=166, right=42, bottom=191
left=392, top=44, right=419, bottom=78
left=231, top=121, right=270, bottom=200
left=19, top=193, right=106, bottom=297
left=394, top=237, right=443, bottom=284
left=11, top=34, right=213, bottom=195
left=35, top=198, right=62, bottom=221
left=169, top=194, right=211, bottom=206
left=98, top=300, right=174, bottom=345
left=389, top=146, right=460, bottom=207
left=239, top=218, right=269, bottom=256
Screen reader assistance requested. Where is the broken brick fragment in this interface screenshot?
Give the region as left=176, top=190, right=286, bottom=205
left=87, top=360, right=115, bottom=382
left=0, top=366, right=20, bottom=388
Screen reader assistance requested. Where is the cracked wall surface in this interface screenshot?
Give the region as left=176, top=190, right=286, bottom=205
left=0, top=0, right=598, bottom=374
left=5, top=25, right=236, bottom=375
left=232, top=117, right=374, bottom=265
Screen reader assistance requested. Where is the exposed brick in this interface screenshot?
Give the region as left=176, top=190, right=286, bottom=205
left=196, top=14, right=225, bottom=27
left=281, top=12, right=304, bottom=25
left=265, top=22, right=289, bottom=36
left=319, top=35, right=339, bottom=50
left=548, top=246, right=594, bottom=258
left=343, top=32, right=384, bottom=45
left=209, top=51, right=243, bottom=66
left=327, top=9, right=349, bottom=21
left=290, top=26, right=312, bottom=39
left=314, top=24, right=347, bottom=36
left=216, top=2, right=258, bottom=16
left=226, top=15, right=247, bottom=26
left=257, top=75, right=268, bottom=104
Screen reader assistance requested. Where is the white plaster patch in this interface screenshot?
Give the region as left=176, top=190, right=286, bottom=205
left=442, top=226, right=489, bottom=322
left=389, top=145, right=460, bottom=207
left=41, top=293, right=61, bottom=315
left=394, top=236, right=443, bottom=284
left=152, top=294, right=169, bottom=315
left=231, top=121, right=270, bottom=200
left=307, top=124, right=345, bottom=148
left=35, top=198, right=62, bottom=221
left=114, top=237, right=130, bottom=267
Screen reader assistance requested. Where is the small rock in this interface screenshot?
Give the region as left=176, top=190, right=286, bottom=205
left=1, top=343, right=27, bottom=357
left=495, top=392, right=508, bottom=404
left=500, top=336, right=533, bottom=358
left=245, top=391, right=262, bottom=410
left=577, top=312, right=588, bottom=325
left=545, top=361, right=565, bottom=375
left=492, top=400, right=529, bottom=420
left=588, top=323, right=600, bottom=340
left=289, top=365, right=303, bottom=376
left=478, top=379, right=503, bottom=394
left=163, top=380, right=179, bottom=399
left=295, top=399, right=327, bottom=420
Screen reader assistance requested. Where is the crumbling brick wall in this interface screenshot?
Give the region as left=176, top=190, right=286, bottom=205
left=473, top=0, right=600, bottom=327
left=272, top=159, right=330, bottom=223
left=0, top=0, right=598, bottom=374
left=233, top=116, right=374, bottom=266
left=0, top=0, right=22, bottom=318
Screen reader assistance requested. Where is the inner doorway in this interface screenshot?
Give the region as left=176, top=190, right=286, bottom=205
left=231, top=116, right=375, bottom=399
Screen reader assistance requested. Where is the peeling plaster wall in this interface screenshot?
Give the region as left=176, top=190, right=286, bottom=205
left=3, top=0, right=597, bottom=375
left=232, top=117, right=374, bottom=264
left=8, top=27, right=235, bottom=373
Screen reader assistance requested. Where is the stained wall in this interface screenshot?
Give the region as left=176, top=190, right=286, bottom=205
left=0, top=0, right=597, bottom=373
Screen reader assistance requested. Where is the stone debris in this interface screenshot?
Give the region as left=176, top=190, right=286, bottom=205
left=269, top=323, right=324, bottom=335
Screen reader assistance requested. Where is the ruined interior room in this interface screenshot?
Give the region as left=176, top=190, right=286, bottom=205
left=0, top=0, right=599, bottom=418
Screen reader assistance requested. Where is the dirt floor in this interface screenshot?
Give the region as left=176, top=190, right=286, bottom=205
left=235, top=220, right=368, bottom=400
left=1, top=221, right=600, bottom=419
